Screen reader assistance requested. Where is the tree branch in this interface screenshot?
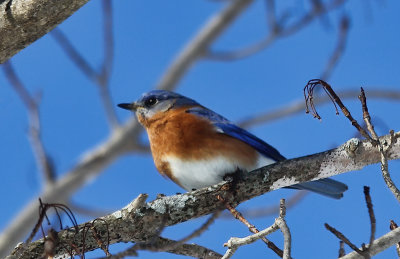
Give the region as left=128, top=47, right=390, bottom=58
left=6, top=131, right=400, bottom=259
left=0, top=0, right=90, bottom=64
left=238, top=89, right=400, bottom=128
left=340, top=228, right=400, bottom=259
left=156, top=0, right=253, bottom=90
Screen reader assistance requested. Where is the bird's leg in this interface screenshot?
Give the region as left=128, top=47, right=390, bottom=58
left=222, top=168, right=245, bottom=196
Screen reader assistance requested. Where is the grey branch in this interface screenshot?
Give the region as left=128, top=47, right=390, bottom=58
left=340, top=228, right=400, bottom=259
left=0, top=119, right=143, bottom=258
left=238, top=89, right=400, bottom=128
left=156, top=0, right=253, bottom=90
left=0, top=0, right=90, bottom=64
left=222, top=199, right=291, bottom=259
left=206, top=0, right=346, bottom=61
left=6, top=132, right=400, bottom=259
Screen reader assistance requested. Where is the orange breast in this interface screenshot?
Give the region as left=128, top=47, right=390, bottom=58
left=143, top=106, right=258, bottom=183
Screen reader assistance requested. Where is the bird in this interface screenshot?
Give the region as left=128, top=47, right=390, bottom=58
left=118, top=90, right=348, bottom=199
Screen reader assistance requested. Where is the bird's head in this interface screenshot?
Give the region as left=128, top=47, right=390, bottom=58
left=118, top=90, right=199, bottom=126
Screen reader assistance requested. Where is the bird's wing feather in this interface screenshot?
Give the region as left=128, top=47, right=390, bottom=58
left=186, top=106, right=285, bottom=161
left=186, top=106, right=348, bottom=199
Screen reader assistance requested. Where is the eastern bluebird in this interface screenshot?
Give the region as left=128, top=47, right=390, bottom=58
left=118, top=90, right=347, bottom=199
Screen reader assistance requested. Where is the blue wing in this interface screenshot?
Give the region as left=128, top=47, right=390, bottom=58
left=186, top=106, right=348, bottom=199
left=186, top=106, right=285, bottom=161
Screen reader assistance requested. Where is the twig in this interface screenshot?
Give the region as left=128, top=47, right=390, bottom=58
left=304, top=79, right=373, bottom=141
left=83, top=219, right=111, bottom=257
left=277, top=199, right=291, bottom=259
left=217, top=195, right=284, bottom=257
left=50, top=1, right=119, bottom=128
left=220, top=190, right=307, bottom=219
left=206, top=0, right=347, bottom=61
left=327, top=187, right=376, bottom=258
left=238, top=88, right=400, bottom=128
left=222, top=199, right=291, bottom=259
left=2, top=61, right=55, bottom=185
left=103, top=237, right=222, bottom=259
left=390, top=220, right=400, bottom=258
left=156, top=0, right=253, bottom=90
left=129, top=210, right=221, bottom=254
left=340, top=227, right=400, bottom=259
left=339, top=241, right=345, bottom=257
left=97, top=0, right=118, bottom=127
left=25, top=198, right=78, bottom=249
left=363, top=187, right=376, bottom=247
left=149, top=210, right=222, bottom=252
left=359, top=88, right=400, bottom=203
left=325, top=223, right=363, bottom=255
left=50, top=28, right=98, bottom=81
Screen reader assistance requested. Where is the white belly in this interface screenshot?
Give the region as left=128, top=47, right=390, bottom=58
left=164, top=154, right=275, bottom=191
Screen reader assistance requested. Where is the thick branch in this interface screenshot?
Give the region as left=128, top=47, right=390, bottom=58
left=7, top=132, right=400, bottom=258
left=0, top=120, right=143, bottom=258
left=0, top=0, right=90, bottom=64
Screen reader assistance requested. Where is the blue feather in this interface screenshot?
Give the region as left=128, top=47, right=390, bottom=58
left=187, top=106, right=285, bottom=161
left=187, top=106, right=347, bottom=199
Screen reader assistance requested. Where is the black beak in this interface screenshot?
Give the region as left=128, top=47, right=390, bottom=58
left=117, top=103, right=135, bottom=111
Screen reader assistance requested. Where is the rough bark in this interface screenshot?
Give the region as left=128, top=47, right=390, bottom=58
left=0, top=0, right=90, bottom=64
left=6, top=132, right=400, bottom=259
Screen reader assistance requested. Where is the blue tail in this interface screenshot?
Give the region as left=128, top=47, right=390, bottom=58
left=290, top=178, right=348, bottom=199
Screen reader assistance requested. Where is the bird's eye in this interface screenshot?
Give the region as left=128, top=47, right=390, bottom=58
left=144, top=97, right=157, bottom=107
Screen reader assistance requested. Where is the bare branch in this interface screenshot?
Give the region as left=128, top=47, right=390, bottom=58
left=97, top=0, right=118, bottom=127
left=2, top=61, right=55, bottom=185
left=390, top=220, right=400, bottom=258
left=238, top=88, right=400, bottom=128
left=277, top=199, right=291, bottom=259
left=156, top=0, right=253, bottom=90
left=339, top=241, right=346, bottom=257
left=220, top=190, right=307, bottom=219
left=155, top=210, right=222, bottom=252
left=50, top=0, right=119, bottom=127
left=217, top=195, right=283, bottom=257
left=304, top=79, right=373, bottom=141
left=0, top=0, right=91, bottom=63
left=206, top=0, right=346, bottom=61
left=100, top=0, right=114, bottom=86
left=325, top=223, right=363, bottom=255
left=127, top=210, right=222, bottom=255
left=0, top=120, right=143, bottom=258
left=340, top=228, right=400, bottom=259
left=359, top=88, right=400, bottom=202
left=121, top=237, right=223, bottom=259
left=50, top=28, right=98, bottom=81
left=222, top=199, right=291, bottom=259
left=363, top=187, right=376, bottom=247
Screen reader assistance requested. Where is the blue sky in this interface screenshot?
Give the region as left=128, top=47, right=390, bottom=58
left=1, top=0, right=400, bottom=258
